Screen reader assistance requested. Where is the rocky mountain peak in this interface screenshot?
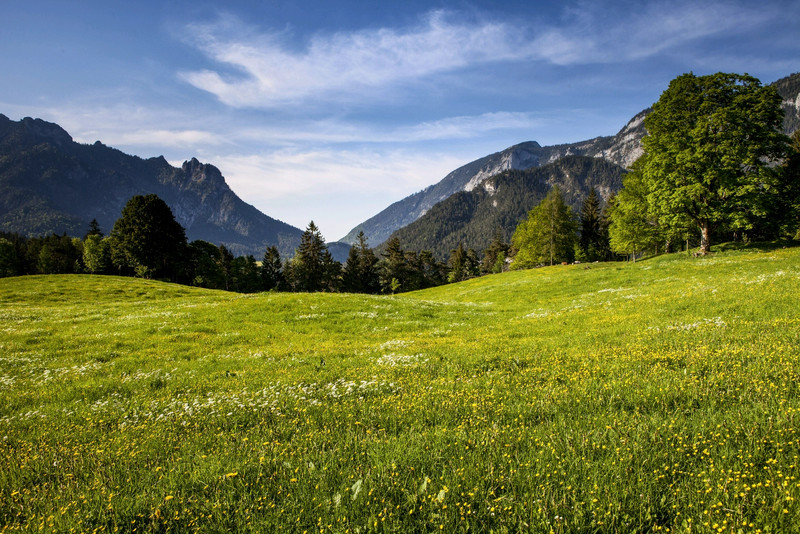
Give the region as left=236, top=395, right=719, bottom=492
left=181, top=157, right=227, bottom=189
left=0, top=114, right=73, bottom=149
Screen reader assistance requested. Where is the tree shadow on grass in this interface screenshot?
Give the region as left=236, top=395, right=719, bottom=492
left=713, top=239, right=800, bottom=253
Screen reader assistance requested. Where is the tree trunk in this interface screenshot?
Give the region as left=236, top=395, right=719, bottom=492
left=699, top=222, right=711, bottom=255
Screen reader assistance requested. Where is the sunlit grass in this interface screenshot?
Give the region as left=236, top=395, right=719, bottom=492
left=1, top=246, right=799, bottom=532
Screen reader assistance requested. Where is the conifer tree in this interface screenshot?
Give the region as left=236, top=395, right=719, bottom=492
left=261, top=245, right=285, bottom=291
left=481, top=228, right=509, bottom=274
left=380, top=237, right=408, bottom=293
left=447, top=243, right=467, bottom=283
left=217, top=244, right=234, bottom=290
left=290, top=221, right=333, bottom=292
left=342, top=231, right=380, bottom=293
left=579, top=188, right=610, bottom=261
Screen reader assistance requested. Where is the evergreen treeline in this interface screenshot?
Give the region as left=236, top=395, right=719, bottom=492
left=0, top=195, right=454, bottom=294
left=4, top=73, right=798, bottom=286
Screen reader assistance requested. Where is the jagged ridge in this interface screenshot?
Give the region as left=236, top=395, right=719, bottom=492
left=0, top=114, right=303, bottom=258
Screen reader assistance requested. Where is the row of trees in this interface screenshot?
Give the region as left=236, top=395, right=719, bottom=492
left=510, top=187, right=616, bottom=268
left=0, top=195, right=453, bottom=293
left=510, top=72, right=800, bottom=266
left=4, top=73, right=797, bottom=285
left=608, top=73, right=800, bottom=259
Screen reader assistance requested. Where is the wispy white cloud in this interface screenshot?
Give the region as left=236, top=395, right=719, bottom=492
left=214, top=148, right=467, bottom=199
left=180, top=2, right=776, bottom=109
left=179, top=10, right=525, bottom=108
left=212, top=148, right=470, bottom=239
left=532, top=1, right=776, bottom=65
left=232, top=111, right=544, bottom=145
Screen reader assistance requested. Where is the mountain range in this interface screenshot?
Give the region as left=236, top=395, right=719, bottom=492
left=0, top=114, right=302, bottom=258
left=2, top=73, right=798, bottom=262
left=339, top=72, right=800, bottom=251
left=383, top=155, right=627, bottom=260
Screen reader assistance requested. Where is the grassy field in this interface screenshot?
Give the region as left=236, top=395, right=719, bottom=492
left=1, top=245, right=800, bottom=533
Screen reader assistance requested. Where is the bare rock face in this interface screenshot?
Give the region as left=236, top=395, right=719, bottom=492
left=774, top=72, right=800, bottom=135
left=339, top=110, right=650, bottom=247
left=341, top=73, right=800, bottom=248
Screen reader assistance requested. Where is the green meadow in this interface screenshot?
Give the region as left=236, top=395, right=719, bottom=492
left=2, top=246, right=800, bottom=533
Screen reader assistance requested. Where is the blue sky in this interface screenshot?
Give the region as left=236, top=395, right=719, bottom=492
left=3, top=0, right=799, bottom=241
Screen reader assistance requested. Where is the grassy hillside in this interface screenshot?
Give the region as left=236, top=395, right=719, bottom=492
left=2, top=246, right=800, bottom=533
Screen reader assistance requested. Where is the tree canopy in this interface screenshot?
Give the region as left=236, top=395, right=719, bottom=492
left=511, top=186, right=576, bottom=269
left=641, top=72, right=788, bottom=254
left=108, top=194, right=187, bottom=279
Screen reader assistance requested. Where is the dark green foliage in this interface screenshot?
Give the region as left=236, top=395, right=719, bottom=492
left=108, top=194, right=187, bottom=280
left=0, top=237, right=19, bottom=277
left=230, top=255, right=262, bottom=293
left=386, top=156, right=626, bottom=260
left=404, top=249, right=447, bottom=291
left=481, top=229, right=510, bottom=274
left=85, top=219, right=103, bottom=239
left=187, top=240, right=225, bottom=289
left=578, top=188, right=611, bottom=261
left=288, top=222, right=340, bottom=292
left=784, top=131, right=800, bottom=238
left=35, top=233, right=83, bottom=274
left=341, top=232, right=380, bottom=294
left=375, top=238, right=445, bottom=293
left=447, top=243, right=480, bottom=283
left=217, top=245, right=234, bottom=291
left=511, top=186, right=577, bottom=268
left=379, top=237, right=409, bottom=294
left=642, top=72, right=789, bottom=253
left=261, top=246, right=285, bottom=291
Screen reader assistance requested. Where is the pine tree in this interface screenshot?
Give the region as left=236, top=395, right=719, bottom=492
left=481, top=228, right=509, bottom=274
left=417, top=250, right=445, bottom=288
left=85, top=219, right=103, bottom=239
left=341, top=231, right=379, bottom=293
left=447, top=243, right=467, bottom=283
left=290, top=221, right=337, bottom=292
left=579, top=188, right=610, bottom=261
left=217, top=244, right=234, bottom=290
left=261, top=246, right=285, bottom=291
left=380, top=237, right=408, bottom=293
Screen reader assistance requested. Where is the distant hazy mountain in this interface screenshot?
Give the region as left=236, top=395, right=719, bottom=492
left=341, top=72, right=800, bottom=248
left=383, top=156, right=627, bottom=260
left=0, top=114, right=303, bottom=258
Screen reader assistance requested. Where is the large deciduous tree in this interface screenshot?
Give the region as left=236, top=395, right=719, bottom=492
left=109, top=194, right=187, bottom=279
left=642, top=72, right=788, bottom=254
left=511, top=186, right=576, bottom=268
